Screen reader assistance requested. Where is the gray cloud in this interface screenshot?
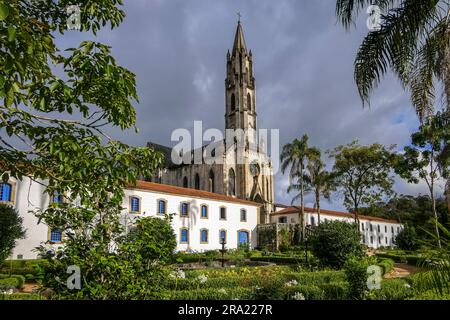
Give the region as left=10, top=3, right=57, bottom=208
left=55, top=0, right=445, bottom=210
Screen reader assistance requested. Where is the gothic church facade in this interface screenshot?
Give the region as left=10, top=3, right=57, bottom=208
left=148, top=21, right=275, bottom=223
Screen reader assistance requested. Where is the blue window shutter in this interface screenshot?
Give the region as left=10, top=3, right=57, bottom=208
left=131, top=197, right=140, bottom=212
left=201, top=206, right=207, bottom=217
left=159, top=200, right=165, bottom=214
left=181, top=229, right=188, bottom=242
left=0, top=183, right=11, bottom=202
left=50, top=230, right=62, bottom=242
left=201, top=230, right=208, bottom=242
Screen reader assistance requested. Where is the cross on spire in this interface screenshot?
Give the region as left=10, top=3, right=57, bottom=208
left=237, top=12, right=241, bottom=22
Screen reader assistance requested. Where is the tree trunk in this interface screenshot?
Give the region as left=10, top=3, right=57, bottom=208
left=316, top=190, right=321, bottom=226
left=430, top=154, right=442, bottom=248
left=300, top=161, right=305, bottom=243
left=446, top=178, right=450, bottom=218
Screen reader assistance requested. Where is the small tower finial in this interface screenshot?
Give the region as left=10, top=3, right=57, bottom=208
left=237, top=12, right=241, bottom=23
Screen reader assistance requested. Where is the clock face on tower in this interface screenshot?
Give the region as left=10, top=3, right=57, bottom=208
left=250, top=161, right=260, bottom=177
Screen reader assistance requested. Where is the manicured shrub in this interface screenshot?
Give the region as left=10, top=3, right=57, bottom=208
left=309, top=220, right=364, bottom=269
left=367, top=279, right=413, bottom=300
left=0, top=277, right=20, bottom=288
left=0, top=293, right=45, bottom=300
left=11, top=275, right=25, bottom=288
left=285, top=270, right=346, bottom=285
left=169, top=287, right=253, bottom=300
left=249, top=256, right=304, bottom=265
left=131, top=215, right=177, bottom=263
left=377, top=258, right=395, bottom=275
left=0, top=205, right=26, bottom=266
left=344, top=256, right=370, bottom=300
left=408, top=289, right=450, bottom=300
left=395, top=226, right=420, bottom=251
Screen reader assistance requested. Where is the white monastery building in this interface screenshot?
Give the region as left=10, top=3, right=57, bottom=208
left=0, top=21, right=403, bottom=260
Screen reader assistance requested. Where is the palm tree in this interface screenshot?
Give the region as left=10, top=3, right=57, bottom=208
left=335, top=0, right=449, bottom=120
left=305, top=156, right=335, bottom=226
left=280, top=134, right=320, bottom=242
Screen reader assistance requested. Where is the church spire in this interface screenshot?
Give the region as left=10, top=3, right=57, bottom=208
left=232, top=20, right=247, bottom=56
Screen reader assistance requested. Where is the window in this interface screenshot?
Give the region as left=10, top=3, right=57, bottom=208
left=183, top=176, right=188, bottom=188
left=180, top=229, right=189, bottom=243
left=219, top=230, right=227, bottom=244
left=362, top=235, right=366, bottom=243
left=157, top=199, right=166, bottom=215
left=370, top=236, right=373, bottom=244
left=220, top=207, right=227, bottom=220
left=17, top=254, right=23, bottom=260
left=240, top=209, right=247, bottom=222
left=201, top=205, right=208, bottom=219
left=181, top=202, right=189, bottom=217
left=200, top=229, right=208, bottom=243
left=52, top=190, right=63, bottom=204
left=361, top=223, right=365, bottom=231
left=247, top=93, right=251, bottom=111
left=385, top=225, right=387, bottom=233
left=228, top=168, right=236, bottom=196
left=0, top=182, right=12, bottom=202
left=130, top=196, right=140, bottom=213
left=378, top=236, right=381, bottom=243
left=391, top=226, right=394, bottom=233
left=50, top=230, right=62, bottom=243
left=377, top=225, right=380, bottom=232
left=238, top=230, right=249, bottom=245
left=311, top=216, right=315, bottom=226
left=370, top=224, right=373, bottom=232
left=194, top=173, right=200, bottom=190
left=231, top=93, right=236, bottom=111
left=278, top=216, right=287, bottom=223
left=397, top=227, right=400, bottom=233
left=209, top=170, right=215, bottom=193
left=385, top=237, right=388, bottom=244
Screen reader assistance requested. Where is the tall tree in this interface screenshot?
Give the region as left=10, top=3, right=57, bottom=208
left=0, top=1, right=163, bottom=298
left=281, top=134, right=319, bottom=241
left=335, top=0, right=449, bottom=120
left=394, top=125, right=449, bottom=247
left=329, top=141, right=396, bottom=227
left=0, top=204, right=25, bottom=265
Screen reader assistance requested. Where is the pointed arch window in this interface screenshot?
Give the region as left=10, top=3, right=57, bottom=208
left=183, top=176, right=188, bottom=188
left=231, top=93, right=236, bottom=111
left=247, top=93, right=252, bottom=111
left=194, top=173, right=200, bottom=190
left=228, top=168, right=236, bottom=196
left=208, top=170, right=215, bottom=193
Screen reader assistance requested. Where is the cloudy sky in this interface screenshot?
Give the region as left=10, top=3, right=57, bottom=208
left=56, top=0, right=446, bottom=210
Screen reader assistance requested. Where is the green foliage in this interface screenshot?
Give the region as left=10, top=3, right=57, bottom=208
left=310, top=220, right=364, bottom=268
left=0, top=293, right=45, bottom=300
left=129, top=215, right=177, bottom=264
left=169, top=288, right=253, bottom=300
left=377, top=258, right=395, bottom=275
left=0, top=0, right=165, bottom=299
left=344, top=256, right=370, bottom=300
left=0, top=204, right=26, bottom=265
left=367, top=278, right=414, bottom=300
left=395, top=226, right=420, bottom=251
left=0, top=276, right=20, bottom=288
left=329, top=142, right=396, bottom=216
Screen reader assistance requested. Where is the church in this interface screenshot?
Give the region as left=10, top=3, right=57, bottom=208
left=147, top=21, right=275, bottom=224
left=1, top=21, right=403, bottom=259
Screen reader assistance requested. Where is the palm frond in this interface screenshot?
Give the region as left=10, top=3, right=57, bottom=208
left=354, top=0, right=440, bottom=106
left=336, top=0, right=396, bottom=29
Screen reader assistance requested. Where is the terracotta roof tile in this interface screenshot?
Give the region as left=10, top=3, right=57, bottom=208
left=271, top=206, right=399, bottom=224
left=129, top=180, right=261, bottom=207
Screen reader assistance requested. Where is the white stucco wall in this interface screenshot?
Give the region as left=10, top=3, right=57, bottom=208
left=271, top=211, right=403, bottom=249
left=3, top=177, right=259, bottom=259
left=124, top=188, right=259, bottom=252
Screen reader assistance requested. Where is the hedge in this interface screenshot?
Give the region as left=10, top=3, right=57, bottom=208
left=0, top=277, right=20, bottom=288
left=375, top=253, right=424, bottom=265
left=0, top=293, right=45, bottom=300
left=377, top=259, right=395, bottom=275
left=168, top=287, right=253, bottom=300
left=249, top=256, right=305, bottom=265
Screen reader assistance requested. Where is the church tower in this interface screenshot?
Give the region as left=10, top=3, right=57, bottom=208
left=225, top=21, right=256, bottom=132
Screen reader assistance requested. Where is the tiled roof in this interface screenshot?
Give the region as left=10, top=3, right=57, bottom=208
left=129, top=180, right=261, bottom=207
left=271, top=206, right=399, bottom=224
